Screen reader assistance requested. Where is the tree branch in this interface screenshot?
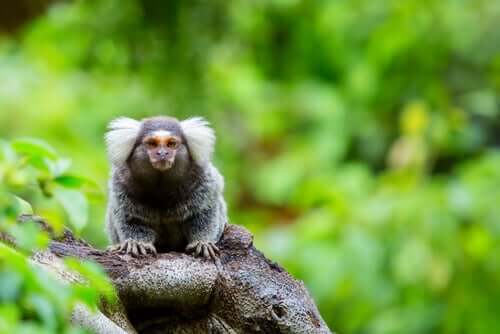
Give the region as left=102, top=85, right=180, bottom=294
left=9, top=215, right=333, bottom=334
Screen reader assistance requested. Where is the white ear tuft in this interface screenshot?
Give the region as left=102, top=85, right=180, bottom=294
left=105, top=117, right=142, bottom=166
left=180, top=117, right=215, bottom=166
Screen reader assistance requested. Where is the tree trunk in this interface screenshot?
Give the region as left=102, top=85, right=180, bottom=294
left=12, top=215, right=333, bottom=334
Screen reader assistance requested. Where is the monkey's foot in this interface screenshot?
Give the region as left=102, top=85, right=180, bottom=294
left=186, top=240, right=220, bottom=260
left=108, top=239, right=157, bottom=257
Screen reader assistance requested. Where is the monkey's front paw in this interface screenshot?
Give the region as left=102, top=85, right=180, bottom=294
left=108, top=239, right=157, bottom=257
left=186, top=240, right=220, bottom=260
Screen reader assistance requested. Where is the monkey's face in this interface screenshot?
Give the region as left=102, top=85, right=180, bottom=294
left=142, top=131, right=181, bottom=171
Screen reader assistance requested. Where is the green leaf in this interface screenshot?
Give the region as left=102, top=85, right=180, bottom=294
left=54, top=174, right=96, bottom=189
left=13, top=196, right=33, bottom=215
left=46, top=158, right=72, bottom=177
left=71, top=285, right=99, bottom=310
left=65, top=258, right=116, bottom=303
left=11, top=139, right=58, bottom=160
left=0, top=271, right=23, bottom=302
left=26, top=294, right=57, bottom=330
left=0, top=304, right=20, bottom=331
left=0, top=140, right=17, bottom=164
left=53, top=187, right=88, bottom=231
left=6, top=221, right=49, bottom=252
left=25, top=156, right=52, bottom=174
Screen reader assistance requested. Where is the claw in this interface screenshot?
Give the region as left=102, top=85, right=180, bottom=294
left=108, top=239, right=156, bottom=257
left=207, top=245, right=216, bottom=259
left=147, top=243, right=157, bottom=255
left=128, top=241, right=136, bottom=255
left=186, top=240, right=220, bottom=260
left=186, top=242, right=196, bottom=252
left=139, top=242, right=156, bottom=256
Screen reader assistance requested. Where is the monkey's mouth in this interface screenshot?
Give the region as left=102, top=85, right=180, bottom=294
left=151, top=158, right=174, bottom=171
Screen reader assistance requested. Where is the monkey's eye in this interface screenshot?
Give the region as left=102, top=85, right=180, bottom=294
left=167, top=139, right=178, bottom=148
left=146, top=140, right=158, bottom=148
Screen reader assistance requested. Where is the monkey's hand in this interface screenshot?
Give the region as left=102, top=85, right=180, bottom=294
left=186, top=240, right=220, bottom=260
left=108, top=239, right=157, bottom=257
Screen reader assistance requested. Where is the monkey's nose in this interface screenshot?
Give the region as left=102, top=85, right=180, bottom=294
left=156, top=150, right=168, bottom=158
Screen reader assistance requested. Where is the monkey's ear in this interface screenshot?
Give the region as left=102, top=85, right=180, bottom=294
left=105, top=117, right=142, bottom=166
left=180, top=117, right=215, bottom=166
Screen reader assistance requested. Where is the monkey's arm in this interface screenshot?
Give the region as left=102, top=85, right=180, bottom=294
left=183, top=206, right=224, bottom=260
left=109, top=218, right=157, bottom=257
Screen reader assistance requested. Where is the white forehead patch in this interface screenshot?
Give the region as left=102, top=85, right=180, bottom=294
left=150, top=130, right=172, bottom=138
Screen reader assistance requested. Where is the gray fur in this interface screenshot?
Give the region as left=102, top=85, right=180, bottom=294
left=105, top=116, right=227, bottom=256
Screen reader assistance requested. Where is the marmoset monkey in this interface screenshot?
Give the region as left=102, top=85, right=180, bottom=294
left=105, top=116, right=227, bottom=260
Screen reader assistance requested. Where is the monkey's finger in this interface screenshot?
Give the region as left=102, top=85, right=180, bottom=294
left=146, top=244, right=157, bottom=255
left=139, top=243, right=153, bottom=255
left=126, top=240, right=134, bottom=254
left=203, top=245, right=210, bottom=259
left=195, top=242, right=203, bottom=256
left=123, top=241, right=129, bottom=253
left=211, top=244, right=220, bottom=254
left=131, top=242, right=140, bottom=257
left=186, top=241, right=197, bottom=252
left=137, top=244, right=147, bottom=256
left=125, top=239, right=134, bottom=253
left=207, top=245, right=217, bottom=260
left=118, top=242, right=127, bottom=253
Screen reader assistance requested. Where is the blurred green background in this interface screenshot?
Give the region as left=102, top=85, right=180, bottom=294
left=1, top=0, right=500, bottom=333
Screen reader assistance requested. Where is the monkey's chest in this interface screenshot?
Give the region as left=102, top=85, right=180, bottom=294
left=149, top=218, right=187, bottom=252
left=128, top=196, right=192, bottom=250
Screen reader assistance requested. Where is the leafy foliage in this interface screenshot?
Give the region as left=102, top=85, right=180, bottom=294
left=0, top=139, right=112, bottom=333
left=0, top=0, right=499, bottom=333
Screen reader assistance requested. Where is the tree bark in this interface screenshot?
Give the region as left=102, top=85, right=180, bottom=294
left=12, top=215, right=333, bottom=334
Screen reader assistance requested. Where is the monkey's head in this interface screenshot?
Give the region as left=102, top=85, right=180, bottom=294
left=105, top=116, right=215, bottom=176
